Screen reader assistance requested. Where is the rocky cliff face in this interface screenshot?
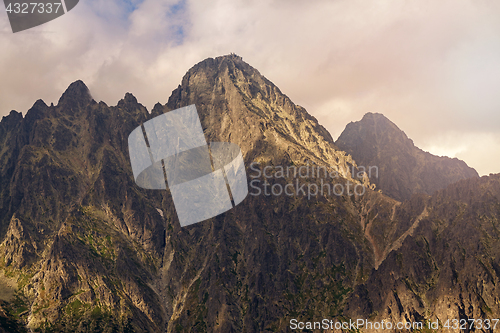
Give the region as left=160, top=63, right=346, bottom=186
left=0, top=55, right=498, bottom=333
left=336, top=112, right=479, bottom=201
left=347, top=174, right=500, bottom=331
left=0, top=82, right=167, bottom=332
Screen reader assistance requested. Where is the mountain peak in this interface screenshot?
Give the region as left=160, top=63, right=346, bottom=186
left=197, top=53, right=244, bottom=67
left=183, top=54, right=260, bottom=83
left=214, top=53, right=243, bottom=62
left=118, top=92, right=138, bottom=106
left=363, top=111, right=382, bottom=117
left=165, top=54, right=347, bottom=170
left=57, top=80, right=93, bottom=109
left=362, top=112, right=388, bottom=121
left=358, top=112, right=405, bottom=135
left=0, top=110, right=23, bottom=136
left=336, top=113, right=478, bottom=200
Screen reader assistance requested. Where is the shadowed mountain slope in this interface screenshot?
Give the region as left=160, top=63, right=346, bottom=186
left=346, top=174, right=500, bottom=329
left=336, top=112, right=479, bottom=201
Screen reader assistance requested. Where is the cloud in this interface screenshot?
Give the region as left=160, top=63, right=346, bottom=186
left=418, top=131, right=500, bottom=177
left=0, top=0, right=499, bottom=175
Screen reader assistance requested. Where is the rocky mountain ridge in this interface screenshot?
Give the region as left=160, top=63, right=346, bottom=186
left=0, top=55, right=498, bottom=332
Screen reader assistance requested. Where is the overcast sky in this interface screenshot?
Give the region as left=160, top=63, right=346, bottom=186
left=1, top=0, right=499, bottom=175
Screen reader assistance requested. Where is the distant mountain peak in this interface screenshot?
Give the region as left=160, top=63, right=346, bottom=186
left=358, top=112, right=407, bottom=135
left=32, top=98, right=48, bottom=109
left=4, top=110, right=22, bottom=120
left=0, top=110, right=22, bottom=137
left=336, top=112, right=478, bottom=201
left=362, top=111, right=384, bottom=118
left=118, top=92, right=139, bottom=106
left=57, top=80, right=93, bottom=109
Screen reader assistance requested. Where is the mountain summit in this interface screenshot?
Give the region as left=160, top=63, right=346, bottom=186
left=57, top=80, right=93, bottom=110
left=160, top=54, right=361, bottom=175
left=336, top=112, right=479, bottom=201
